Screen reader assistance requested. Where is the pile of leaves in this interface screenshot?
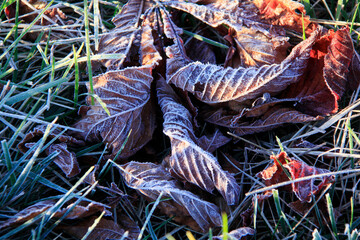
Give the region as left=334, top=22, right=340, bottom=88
left=1, top=0, right=360, bottom=239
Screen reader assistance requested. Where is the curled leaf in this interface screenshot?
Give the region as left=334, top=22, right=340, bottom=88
left=18, top=125, right=83, bottom=177
left=256, top=151, right=334, bottom=202
left=120, top=161, right=222, bottom=231
left=157, top=78, right=240, bottom=205
left=283, top=27, right=354, bottom=116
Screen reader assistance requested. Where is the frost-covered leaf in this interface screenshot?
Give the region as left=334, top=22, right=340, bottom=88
left=256, top=151, right=334, bottom=202
left=60, top=216, right=139, bottom=240
left=0, top=200, right=111, bottom=230
left=166, top=29, right=319, bottom=104
left=197, top=129, right=231, bottom=153
left=5, top=0, right=76, bottom=41
left=72, top=66, right=155, bottom=159
left=214, top=227, right=256, bottom=240
left=207, top=107, right=322, bottom=136
left=283, top=27, right=354, bottom=116
left=186, top=38, right=217, bottom=64
left=18, top=125, right=83, bottom=177
left=252, top=0, right=315, bottom=34
left=157, top=78, right=240, bottom=205
left=97, top=0, right=149, bottom=70
left=140, top=11, right=163, bottom=67
left=162, top=0, right=312, bottom=67
left=45, top=143, right=80, bottom=178
left=120, top=161, right=222, bottom=231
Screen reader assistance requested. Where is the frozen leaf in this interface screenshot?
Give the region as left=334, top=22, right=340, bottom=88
left=162, top=0, right=291, bottom=67
left=186, top=39, right=217, bottom=64
left=167, top=29, right=319, bottom=104
left=157, top=78, right=240, bottom=205
left=18, top=125, right=83, bottom=177
left=121, top=161, right=222, bottom=231
left=0, top=200, right=111, bottom=230
left=72, top=66, right=155, bottom=159
left=233, top=107, right=322, bottom=136
left=206, top=106, right=322, bottom=136
left=140, top=12, right=162, bottom=67
left=256, top=151, right=334, bottom=202
left=197, top=129, right=231, bottom=153
left=61, top=216, right=139, bottom=240
left=97, top=0, right=149, bottom=70
left=253, top=0, right=315, bottom=34
left=18, top=125, right=84, bottom=151
left=45, top=143, right=80, bottom=178
left=5, top=0, right=75, bottom=41
left=214, top=227, right=256, bottom=240
left=283, top=27, right=354, bottom=116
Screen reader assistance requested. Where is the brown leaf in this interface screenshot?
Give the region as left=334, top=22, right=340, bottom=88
left=197, top=129, right=231, bottom=153
left=61, top=216, right=139, bottom=240
left=45, top=143, right=80, bottom=178
left=18, top=125, right=84, bottom=152
left=283, top=27, right=354, bottom=116
left=206, top=106, right=322, bottom=136
left=214, top=227, right=256, bottom=240
left=140, top=12, right=163, bottom=67
left=5, top=0, right=75, bottom=41
left=18, top=125, right=83, bottom=177
left=72, top=66, right=156, bottom=159
left=186, top=38, right=217, bottom=64
left=256, top=151, right=334, bottom=202
left=162, top=0, right=290, bottom=67
left=121, top=161, right=222, bottom=231
left=97, top=0, right=148, bottom=70
left=252, top=0, right=316, bottom=34
left=157, top=78, right=241, bottom=205
left=0, top=200, right=111, bottom=230
left=166, top=29, right=319, bottom=104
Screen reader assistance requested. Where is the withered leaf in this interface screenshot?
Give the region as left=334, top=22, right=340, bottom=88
left=97, top=0, right=148, bottom=70
left=18, top=125, right=83, bottom=177
left=157, top=78, right=240, bottom=205
left=72, top=66, right=156, bottom=159
left=166, top=29, right=319, bottom=104
left=61, top=216, right=139, bottom=240
left=5, top=0, right=75, bottom=41
left=283, top=27, right=354, bottom=116
left=214, top=227, right=256, bottom=240
left=0, top=199, right=111, bottom=230
left=256, top=151, right=334, bottom=202
left=162, top=0, right=292, bottom=67
left=206, top=106, right=322, bottom=136
left=45, top=143, right=80, bottom=178
left=197, top=129, right=231, bottom=153
left=121, top=161, right=222, bottom=231
left=252, top=0, right=316, bottom=34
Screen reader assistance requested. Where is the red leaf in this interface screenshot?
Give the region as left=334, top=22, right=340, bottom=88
left=283, top=27, right=354, bottom=116
left=256, top=151, right=334, bottom=202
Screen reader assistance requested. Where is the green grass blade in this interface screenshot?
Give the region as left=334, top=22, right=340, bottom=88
left=84, top=0, right=94, bottom=105
left=1, top=140, right=16, bottom=185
